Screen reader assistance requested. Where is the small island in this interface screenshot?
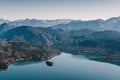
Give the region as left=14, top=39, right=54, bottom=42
left=46, top=61, right=54, bottom=66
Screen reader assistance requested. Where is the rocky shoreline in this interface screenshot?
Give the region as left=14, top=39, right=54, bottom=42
left=0, top=54, right=59, bottom=70
left=55, top=45, right=120, bottom=61
left=0, top=41, right=60, bottom=70
left=0, top=53, right=60, bottom=70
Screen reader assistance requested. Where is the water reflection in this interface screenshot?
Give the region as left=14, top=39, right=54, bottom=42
left=13, top=61, right=43, bottom=66
left=69, top=53, right=120, bottom=66
left=0, top=52, right=120, bottom=80
left=9, top=53, right=120, bottom=67
left=13, top=60, right=54, bottom=67
left=90, top=58, right=120, bottom=66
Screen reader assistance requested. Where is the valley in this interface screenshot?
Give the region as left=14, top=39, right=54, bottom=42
left=0, top=17, right=120, bottom=70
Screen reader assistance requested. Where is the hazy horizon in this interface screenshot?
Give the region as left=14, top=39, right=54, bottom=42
left=1, top=16, right=120, bottom=21
left=0, top=0, right=120, bottom=20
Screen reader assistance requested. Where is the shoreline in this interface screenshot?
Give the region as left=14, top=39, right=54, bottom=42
left=0, top=53, right=61, bottom=70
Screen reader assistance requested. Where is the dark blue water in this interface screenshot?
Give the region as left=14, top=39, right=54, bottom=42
left=0, top=52, right=120, bottom=80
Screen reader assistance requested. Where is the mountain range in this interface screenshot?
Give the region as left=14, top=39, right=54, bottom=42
left=52, top=17, right=120, bottom=31
left=0, top=25, right=120, bottom=55
left=1, top=16, right=120, bottom=32
left=0, top=17, right=120, bottom=68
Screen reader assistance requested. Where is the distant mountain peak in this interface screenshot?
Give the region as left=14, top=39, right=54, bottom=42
left=0, top=18, right=10, bottom=25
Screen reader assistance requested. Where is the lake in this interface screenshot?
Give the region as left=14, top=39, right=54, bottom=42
left=0, top=52, right=120, bottom=80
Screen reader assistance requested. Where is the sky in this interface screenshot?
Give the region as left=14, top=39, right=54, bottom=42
left=0, top=0, right=120, bottom=20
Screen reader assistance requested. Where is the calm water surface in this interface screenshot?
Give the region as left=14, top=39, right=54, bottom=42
left=0, top=52, right=120, bottom=80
